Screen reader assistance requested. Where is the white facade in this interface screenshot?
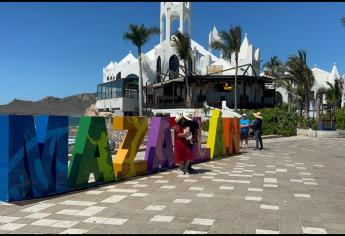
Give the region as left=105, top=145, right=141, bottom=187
left=96, top=2, right=262, bottom=113
left=277, top=63, right=342, bottom=104
left=274, top=63, right=344, bottom=116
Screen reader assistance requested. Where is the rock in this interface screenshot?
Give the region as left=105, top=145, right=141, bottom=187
left=84, top=104, right=99, bottom=116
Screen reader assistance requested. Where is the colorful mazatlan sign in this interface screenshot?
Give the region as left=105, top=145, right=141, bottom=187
left=0, top=113, right=239, bottom=202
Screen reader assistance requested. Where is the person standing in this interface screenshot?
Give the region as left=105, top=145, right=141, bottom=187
left=240, top=113, right=250, bottom=149
left=182, top=113, right=199, bottom=173
left=173, top=114, right=193, bottom=175
left=252, top=112, right=263, bottom=150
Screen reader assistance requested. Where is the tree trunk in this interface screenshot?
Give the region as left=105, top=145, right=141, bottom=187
left=288, top=94, right=291, bottom=113
left=316, top=96, right=320, bottom=120
left=184, top=60, right=192, bottom=108
left=304, top=92, right=309, bottom=119
left=234, top=55, right=238, bottom=111
left=138, top=48, right=143, bottom=116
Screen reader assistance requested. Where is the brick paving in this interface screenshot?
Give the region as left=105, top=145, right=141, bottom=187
left=1, top=136, right=345, bottom=234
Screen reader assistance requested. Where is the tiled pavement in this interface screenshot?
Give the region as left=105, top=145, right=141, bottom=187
left=1, top=136, right=345, bottom=234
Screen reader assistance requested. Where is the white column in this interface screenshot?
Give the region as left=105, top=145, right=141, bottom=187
left=166, top=14, right=171, bottom=41
left=179, top=14, right=184, bottom=33
left=160, top=16, right=164, bottom=43
left=188, top=14, right=191, bottom=38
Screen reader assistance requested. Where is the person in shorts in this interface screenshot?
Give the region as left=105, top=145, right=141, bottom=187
left=240, top=113, right=250, bottom=149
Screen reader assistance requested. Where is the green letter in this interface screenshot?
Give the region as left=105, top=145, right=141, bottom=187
left=68, top=116, right=115, bottom=189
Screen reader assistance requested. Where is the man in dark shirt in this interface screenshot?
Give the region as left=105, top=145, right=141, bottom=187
left=252, top=112, right=263, bottom=150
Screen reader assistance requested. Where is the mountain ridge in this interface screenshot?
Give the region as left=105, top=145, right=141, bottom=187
left=0, top=93, right=97, bottom=116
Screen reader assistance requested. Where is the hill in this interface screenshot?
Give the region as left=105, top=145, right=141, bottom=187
left=0, top=93, right=96, bottom=116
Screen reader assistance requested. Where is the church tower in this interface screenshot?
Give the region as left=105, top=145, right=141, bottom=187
left=160, top=2, right=191, bottom=43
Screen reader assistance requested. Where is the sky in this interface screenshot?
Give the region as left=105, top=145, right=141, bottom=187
left=0, top=2, right=344, bottom=105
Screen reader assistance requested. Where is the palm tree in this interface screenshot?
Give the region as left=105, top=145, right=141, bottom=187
left=286, top=50, right=315, bottom=119
left=292, top=85, right=305, bottom=117
left=210, top=25, right=242, bottom=111
left=325, top=80, right=342, bottom=109
left=123, top=24, right=159, bottom=116
left=316, top=87, right=327, bottom=119
left=264, top=56, right=282, bottom=77
left=171, top=32, right=193, bottom=108
left=316, top=80, right=341, bottom=119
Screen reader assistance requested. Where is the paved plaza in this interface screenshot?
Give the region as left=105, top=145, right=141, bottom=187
left=1, top=136, right=345, bottom=234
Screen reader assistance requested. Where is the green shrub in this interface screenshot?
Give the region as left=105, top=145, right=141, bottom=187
left=239, top=107, right=316, bottom=136
left=335, top=108, right=345, bottom=130
left=201, top=120, right=209, bottom=131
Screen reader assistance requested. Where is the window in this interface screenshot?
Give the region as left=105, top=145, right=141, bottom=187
left=102, top=84, right=106, bottom=99
left=97, top=85, right=102, bottom=99
left=124, top=74, right=139, bottom=99
left=156, top=56, right=162, bottom=83
left=169, top=55, right=179, bottom=80
left=116, top=72, right=121, bottom=80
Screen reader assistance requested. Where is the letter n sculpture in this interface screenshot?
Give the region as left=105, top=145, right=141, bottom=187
left=223, top=117, right=240, bottom=155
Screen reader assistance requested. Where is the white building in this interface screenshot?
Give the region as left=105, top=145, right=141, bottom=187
left=96, top=2, right=272, bottom=115
left=275, top=63, right=344, bottom=116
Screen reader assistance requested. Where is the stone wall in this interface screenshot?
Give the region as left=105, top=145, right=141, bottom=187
left=297, top=128, right=345, bottom=138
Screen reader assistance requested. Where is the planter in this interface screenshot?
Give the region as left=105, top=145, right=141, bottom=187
left=296, top=128, right=316, bottom=138
left=297, top=128, right=345, bottom=138
left=317, top=119, right=336, bottom=131
left=316, top=130, right=339, bottom=138
left=337, top=130, right=345, bottom=138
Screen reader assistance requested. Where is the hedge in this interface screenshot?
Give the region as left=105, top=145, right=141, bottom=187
left=335, top=108, right=345, bottom=130
left=200, top=106, right=345, bottom=136
left=239, top=107, right=306, bottom=136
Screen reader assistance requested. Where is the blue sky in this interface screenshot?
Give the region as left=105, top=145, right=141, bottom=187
left=0, top=2, right=344, bottom=104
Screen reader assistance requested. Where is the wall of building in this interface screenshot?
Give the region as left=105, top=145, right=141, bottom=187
left=96, top=97, right=138, bottom=114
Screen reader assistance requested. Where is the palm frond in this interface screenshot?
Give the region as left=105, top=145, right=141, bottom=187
left=209, top=25, right=242, bottom=61
left=123, top=23, right=159, bottom=49
left=171, top=31, right=191, bottom=60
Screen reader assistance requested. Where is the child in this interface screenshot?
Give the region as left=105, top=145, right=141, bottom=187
left=183, top=126, right=193, bottom=144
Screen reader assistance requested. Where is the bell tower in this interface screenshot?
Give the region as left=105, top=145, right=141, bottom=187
left=160, top=2, right=191, bottom=43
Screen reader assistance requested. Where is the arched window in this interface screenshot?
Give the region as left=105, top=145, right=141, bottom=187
left=156, top=56, right=162, bottom=83
left=124, top=74, right=139, bottom=99
left=116, top=72, right=121, bottom=80
left=169, top=55, right=179, bottom=80
left=107, top=76, right=110, bottom=81
left=171, top=16, right=180, bottom=36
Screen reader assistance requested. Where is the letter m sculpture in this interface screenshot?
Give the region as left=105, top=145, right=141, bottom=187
left=0, top=115, right=68, bottom=202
